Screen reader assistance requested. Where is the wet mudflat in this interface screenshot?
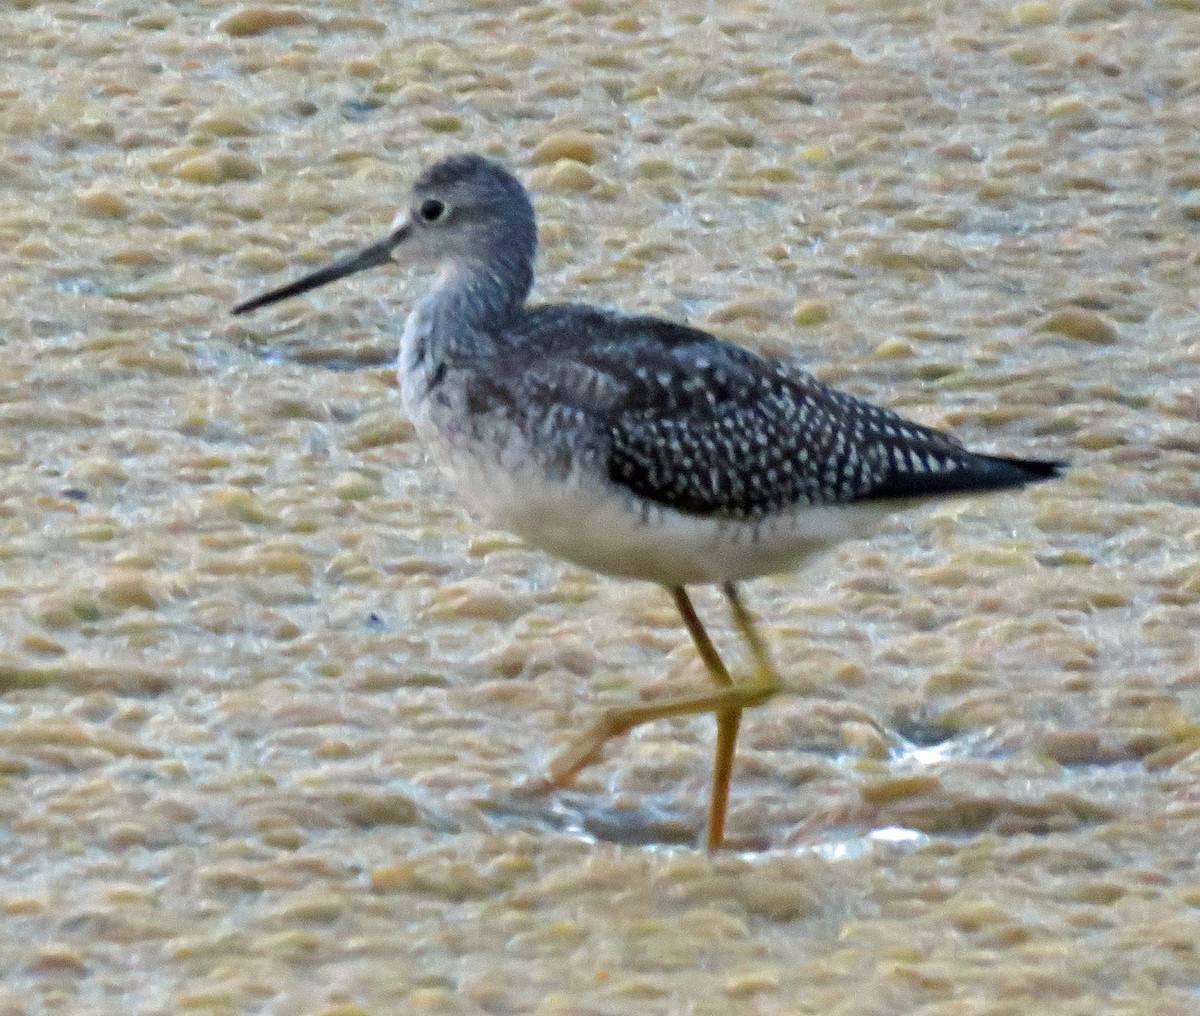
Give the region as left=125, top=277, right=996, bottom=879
left=1, top=1, right=1199, bottom=1013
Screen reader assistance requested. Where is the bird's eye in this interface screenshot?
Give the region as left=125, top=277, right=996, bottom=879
left=419, top=199, right=446, bottom=223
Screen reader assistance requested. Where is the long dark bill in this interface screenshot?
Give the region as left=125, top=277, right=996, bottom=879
left=232, top=226, right=408, bottom=316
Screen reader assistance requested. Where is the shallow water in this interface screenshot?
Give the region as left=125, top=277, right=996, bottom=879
left=2, top=1, right=1200, bottom=1013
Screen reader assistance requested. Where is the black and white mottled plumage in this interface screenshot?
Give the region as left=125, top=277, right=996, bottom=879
left=235, top=154, right=1062, bottom=585
left=462, top=306, right=1056, bottom=521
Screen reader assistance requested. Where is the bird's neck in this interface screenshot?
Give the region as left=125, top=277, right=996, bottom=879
left=422, top=256, right=532, bottom=350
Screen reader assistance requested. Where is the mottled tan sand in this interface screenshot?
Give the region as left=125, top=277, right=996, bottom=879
left=2, top=1, right=1200, bottom=1014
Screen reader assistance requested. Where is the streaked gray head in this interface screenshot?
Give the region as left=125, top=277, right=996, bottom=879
left=232, top=153, right=537, bottom=316
left=406, top=154, right=537, bottom=270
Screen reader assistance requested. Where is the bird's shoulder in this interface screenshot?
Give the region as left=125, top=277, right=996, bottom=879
left=484, top=302, right=795, bottom=414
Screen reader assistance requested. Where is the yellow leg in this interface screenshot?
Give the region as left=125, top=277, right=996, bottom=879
left=545, top=584, right=782, bottom=851
left=671, top=586, right=733, bottom=689
left=673, top=586, right=741, bottom=851
left=706, top=710, right=741, bottom=850
left=708, top=584, right=782, bottom=849
left=722, top=582, right=780, bottom=687
left=544, top=680, right=774, bottom=786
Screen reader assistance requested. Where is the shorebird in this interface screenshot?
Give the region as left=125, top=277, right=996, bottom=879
left=233, top=153, right=1062, bottom=850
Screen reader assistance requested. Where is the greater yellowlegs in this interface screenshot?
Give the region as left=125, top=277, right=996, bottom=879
left=233, top=153, right=1063, bottom=850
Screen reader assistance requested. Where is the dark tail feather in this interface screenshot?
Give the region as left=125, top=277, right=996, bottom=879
left=864, top=452, right=1066, bottom=501
left=978, top=455, right=1066, bottom=487
left=984, top=455, right=1060, bottom=482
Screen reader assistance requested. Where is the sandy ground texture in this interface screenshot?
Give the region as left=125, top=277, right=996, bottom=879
left=2, top=0, right=1200, bottom=1013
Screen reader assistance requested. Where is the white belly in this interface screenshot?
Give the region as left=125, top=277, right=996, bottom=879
left=425, top=437, right=895, bottom=585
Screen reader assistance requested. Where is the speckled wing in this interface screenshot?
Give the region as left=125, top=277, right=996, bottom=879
left=597, top=321, right=984, bottom=520
left=469, top=307, right=1058, bottom=520
left=575, top=314, right=1057, bottom=520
